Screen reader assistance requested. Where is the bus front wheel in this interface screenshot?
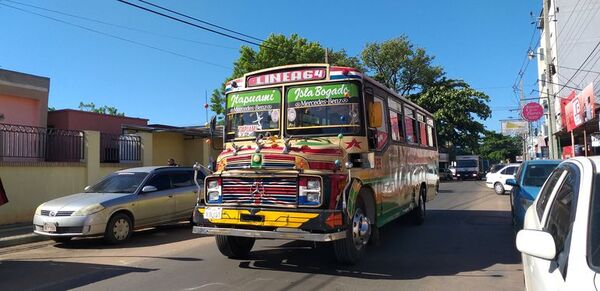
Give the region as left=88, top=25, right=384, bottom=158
left=215, top=235, right=255, bottom=259
left=334, top=197, right=371, bottom=265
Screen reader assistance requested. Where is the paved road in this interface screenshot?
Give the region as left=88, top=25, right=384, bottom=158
left=0, top=180, right=523, bottom=291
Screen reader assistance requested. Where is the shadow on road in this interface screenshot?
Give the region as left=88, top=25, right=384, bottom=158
left=0, top=260, right=157, bottom=290
left=237, top=209, right=520, bottom=280
left=53, top=223, right=201, bottom=250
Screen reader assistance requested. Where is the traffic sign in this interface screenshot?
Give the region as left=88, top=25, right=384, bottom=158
left=522, top=102, right=544, bottom=122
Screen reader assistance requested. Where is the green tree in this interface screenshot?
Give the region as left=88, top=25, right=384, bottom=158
left=210, top=34, right=363, bottom=113
left=361, top=37, right=491, bottom=150
left=413, top=79, right=491, bottom=150
left=361, top=36, right=443, bottom=95
left=478, top=130, right=523, bottom=163
left=79, top=102, right=125, bottom=116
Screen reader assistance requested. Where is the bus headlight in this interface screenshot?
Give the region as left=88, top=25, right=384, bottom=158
left=299, top=176, right=321, bottom=206
left=205, top=177, right=222, bottom=204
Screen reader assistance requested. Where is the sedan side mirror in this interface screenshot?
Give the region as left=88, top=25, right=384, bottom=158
left=505, top=178, right=518, bottom=187
left=141, top=185, right=158, bottom=193
left=516, top=229, right=556, bottom=260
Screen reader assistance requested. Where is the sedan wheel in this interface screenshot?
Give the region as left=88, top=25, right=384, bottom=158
left=494, top=182, right=505, bottom=195
left=104, top=213, right=132, bottom=244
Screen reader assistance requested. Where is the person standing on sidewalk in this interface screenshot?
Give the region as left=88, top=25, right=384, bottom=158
left=0, top=177, right=8, bottom=206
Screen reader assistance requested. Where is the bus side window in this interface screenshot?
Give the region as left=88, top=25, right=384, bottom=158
left=417, top=113, right=427, bottom=146
left=404, top=106, right=416, bottom=143
left=426, top=117, right=435, bottom=147
left=388, top=99, right=404, bottom=142
left=372, top=96, right=389, bottom=151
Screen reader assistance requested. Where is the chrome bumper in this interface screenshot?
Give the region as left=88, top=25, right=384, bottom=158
left=193, top=226, right=346, bottom=242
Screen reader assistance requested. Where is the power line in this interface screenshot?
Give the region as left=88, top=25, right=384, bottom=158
left=557, top=64, right=600, bottom=75
left=116, top=0, right=285, bottom=55
left=556, top=40, right=600, bottom=95
left=3, top=0, right=238, bottom=51
left=0, top=2, right=231, bottom=70
left=135, top=0, right=265, bottom=43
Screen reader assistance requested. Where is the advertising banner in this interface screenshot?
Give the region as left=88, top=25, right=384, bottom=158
left=557, top=91, right=575, bottom=131
left=501, top=120, right=528, bottom=135
left=565, top=83, right=596, bottom=132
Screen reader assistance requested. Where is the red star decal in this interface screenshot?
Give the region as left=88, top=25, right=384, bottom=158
left=345, top=138, right=362, bottom=149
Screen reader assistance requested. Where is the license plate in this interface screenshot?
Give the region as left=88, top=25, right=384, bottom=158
left=43, top=222, right=57, bottom=232
left=204, top=207, right=222, bottom=219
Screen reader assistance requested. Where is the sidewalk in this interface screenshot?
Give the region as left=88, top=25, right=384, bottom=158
left=0, top=223, right=48, bottom=248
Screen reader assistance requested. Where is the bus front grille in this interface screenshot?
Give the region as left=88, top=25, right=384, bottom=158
left=221, top=177, right=298, bottom=207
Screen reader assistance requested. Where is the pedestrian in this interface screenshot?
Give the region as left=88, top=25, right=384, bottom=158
left=0, top=177, right=8, bottom=206
left=167, top=158, right=179, bottom=167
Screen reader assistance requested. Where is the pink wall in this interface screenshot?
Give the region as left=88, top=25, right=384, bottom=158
left=0, top=94, right=41, bottom=127
left=48, top=110, right=148, bottom=134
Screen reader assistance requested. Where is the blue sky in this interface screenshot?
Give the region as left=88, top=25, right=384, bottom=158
left=0, top=0, right=541, bottom=131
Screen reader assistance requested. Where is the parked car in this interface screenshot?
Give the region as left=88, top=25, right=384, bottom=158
left=516, top=157, right=600, bottom=290
left=505, top=160, right=561, bottom=231
left=33, top=166, right=208, bottom=244
left=485, top=163, right=520, bottom=194
left=438, top=168, right=453, bottom=181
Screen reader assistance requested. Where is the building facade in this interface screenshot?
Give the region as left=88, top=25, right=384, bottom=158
left=537, top=0, right=600, bottom=158
left=0, top=69, right=50, bottom=127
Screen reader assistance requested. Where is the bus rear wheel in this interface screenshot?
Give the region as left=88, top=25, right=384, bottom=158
left=215, top=235, right=255, bottom=259
left=334, top=197, right=371, bottom=265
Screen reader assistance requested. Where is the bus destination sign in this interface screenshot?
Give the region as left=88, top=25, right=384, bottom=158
left=247, top=68, right=326, bottom=87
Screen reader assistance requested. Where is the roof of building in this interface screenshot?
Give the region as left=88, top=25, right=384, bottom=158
left=122, top=124, right=223, bottom=138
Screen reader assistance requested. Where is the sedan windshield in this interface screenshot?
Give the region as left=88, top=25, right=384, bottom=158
left=86, top=172, right=148, bottom=193
left=522, top=164, right=559, bottom=187
left=490, top=164, right=505, bottom=173
left=286, top=82, right=362, bottom=136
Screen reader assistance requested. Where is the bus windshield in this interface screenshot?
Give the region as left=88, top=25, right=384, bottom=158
left=285, top=82, right=362, bottom=136
left=225, top=88, right=281, bottom=141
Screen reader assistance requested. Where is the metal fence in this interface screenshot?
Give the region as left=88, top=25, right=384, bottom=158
left=100, top=133, right=141, bottom=163
left=0, top=123, right=84, bottom=162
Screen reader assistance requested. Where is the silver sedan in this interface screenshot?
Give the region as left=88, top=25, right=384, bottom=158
left=33, top=166, right=206, bottom=244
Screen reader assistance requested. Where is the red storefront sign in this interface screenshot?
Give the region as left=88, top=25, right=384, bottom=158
left=522, top=102, right=544, bottom=121
left=564, top=83, right=596, bottom=132
left=246, top=68, right=326, bottom=87
left=558, top=91, right=575, bottom=131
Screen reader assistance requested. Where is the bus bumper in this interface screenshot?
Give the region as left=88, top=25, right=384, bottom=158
left=192, top=226, right=346, bottom=241
left=192, top=206, right=347, bottom=241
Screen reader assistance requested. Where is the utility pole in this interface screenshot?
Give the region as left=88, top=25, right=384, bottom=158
left=520, top=79, right=528, bottom=161
left=543, top=0, right=559, bottom=159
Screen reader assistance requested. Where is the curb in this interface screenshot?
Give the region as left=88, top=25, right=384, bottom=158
left=0, top=225, right=50, bottom=248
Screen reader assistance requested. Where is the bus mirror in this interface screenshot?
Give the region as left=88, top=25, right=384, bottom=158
left=209, top=116, right=217, bottom=136
left=369, top=102, right=383, bottom=128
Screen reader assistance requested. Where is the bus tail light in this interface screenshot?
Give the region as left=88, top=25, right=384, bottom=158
left=205, top=177, right=222, bottom=204
left=299, top=176, right=321, bottom=206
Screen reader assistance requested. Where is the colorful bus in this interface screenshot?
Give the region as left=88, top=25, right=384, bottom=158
left=193, top=64, right=439, bottom=264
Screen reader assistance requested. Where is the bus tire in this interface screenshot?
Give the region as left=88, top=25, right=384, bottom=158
left=215, top=235, right=255, bottom=259
left=334, top=197, right=371, bottom=265
left=411, top=187, right=426, bottom=225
